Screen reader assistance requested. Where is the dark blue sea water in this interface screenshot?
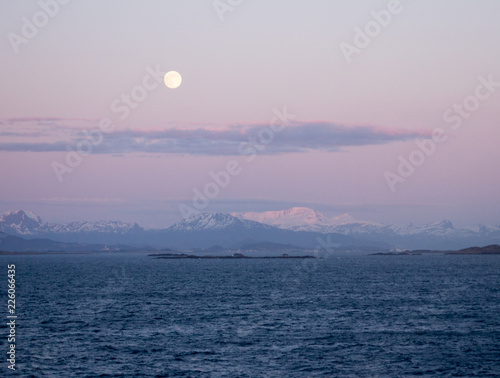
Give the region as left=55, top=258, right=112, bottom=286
left=1, top=253, right=499, bottom=377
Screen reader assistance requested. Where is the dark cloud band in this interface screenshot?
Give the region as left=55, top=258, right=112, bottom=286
left=0, top=120, right=426, bottom=156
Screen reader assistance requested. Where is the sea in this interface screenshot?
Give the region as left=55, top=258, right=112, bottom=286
left=0, top=252, right=499, bottom=377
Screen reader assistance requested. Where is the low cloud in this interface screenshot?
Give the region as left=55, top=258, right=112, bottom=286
left=0, top=118, right=427, bottom=156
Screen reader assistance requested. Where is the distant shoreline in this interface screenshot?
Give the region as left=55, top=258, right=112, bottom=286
left=0, top=250, right=157, bottom=256
left=371, top=244, right=500, bottom=256
left=2, top=244, right=499, bottom=256
left=148, top=253, right=316, bottom=259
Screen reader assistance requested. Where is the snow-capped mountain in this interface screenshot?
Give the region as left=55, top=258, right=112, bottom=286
left=49, top=220, right=143, bottom=234
left=233, top=207, right=382, bottom=234
left=1, top=209, right=498, bottom=250
left=163, top=212, right=384, bottom=250
left=168, top=212, right=273, bottom=232
left=0, top=210, right=44, bottom=235
left=466, top=224, right=500, bottom=236
left=389, top=220, right=464, bottom=237
left=232, top=207, right=339, bottom=233
left=232, top=207, right=500, bottom=249
left=0, top=210, right=142, bottom=235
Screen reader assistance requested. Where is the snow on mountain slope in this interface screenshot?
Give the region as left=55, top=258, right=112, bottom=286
left=466, top=224, right=500, bottom=235
left=389, top=220, right=458, bottom=236
left=2, top=209, right=498, bottom=250
left=232, top=207, right=380, bottom=233
left=232, top=207, right=500, bottom=241
left=232, top=207, right=341, bottom=232
left=168, top=212, right=273, bottom=232
left=0, top=210, right=44, bottom=235
left=49, top=220, right=142, bottom=233
left=387, top=220, right=486, bottom=239
left=0, top=210, right=142, bottom=235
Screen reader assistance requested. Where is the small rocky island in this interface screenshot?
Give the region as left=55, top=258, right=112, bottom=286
left=149, top=253, right=316, bottom=259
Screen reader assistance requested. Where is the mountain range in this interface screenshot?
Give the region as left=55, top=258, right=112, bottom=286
left=0, top=210, right=143, bottom=235
left=233, top=207, right=500, bottom=249
left=0, top=209, right=499, bottom=251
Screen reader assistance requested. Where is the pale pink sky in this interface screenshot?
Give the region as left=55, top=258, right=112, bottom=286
left=0, top=0, right=499, bottom=227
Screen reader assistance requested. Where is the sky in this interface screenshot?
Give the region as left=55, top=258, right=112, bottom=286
left=1, top=0, right=499, bottom=228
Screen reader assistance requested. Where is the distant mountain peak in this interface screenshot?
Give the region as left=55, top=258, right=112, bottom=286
left=330, top=213, right=357, bottom=225
left=432, top=219, right=454, bottom=229
left=168, top=212, right=272, bottom=232
left=0, top=209, right=42, bottom=223
left=0, top=209, right=44, bottom=234
left=0, top=209, right=141, bottom=235
left=232, top=207, right=360, bottom=232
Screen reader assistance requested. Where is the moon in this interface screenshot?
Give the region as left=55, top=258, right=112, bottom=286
left=164, top=71, right=182, bottom=89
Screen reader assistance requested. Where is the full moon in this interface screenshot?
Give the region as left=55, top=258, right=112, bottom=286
left=164, top=71, right=182, bottom=89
